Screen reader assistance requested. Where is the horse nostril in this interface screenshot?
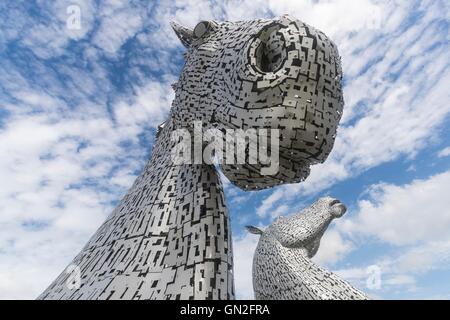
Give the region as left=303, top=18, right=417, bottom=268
left=329, top=199, right=340, bottom=207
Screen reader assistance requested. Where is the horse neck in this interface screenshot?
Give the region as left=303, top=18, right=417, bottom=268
left=114, top=119, right=234, bottom=299
left=253, top=235, right=367, bottom=300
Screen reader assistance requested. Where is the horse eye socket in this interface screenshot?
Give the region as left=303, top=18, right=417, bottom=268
left=194, top=21, right=211, bottom=38
left=253, top=24, right=286, bottom=73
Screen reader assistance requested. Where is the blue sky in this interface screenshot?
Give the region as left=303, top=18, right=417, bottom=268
left=0, top=0, right=449, bottom=299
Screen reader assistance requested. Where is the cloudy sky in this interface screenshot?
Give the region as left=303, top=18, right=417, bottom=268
left=0, top=0, right=449, bottom=300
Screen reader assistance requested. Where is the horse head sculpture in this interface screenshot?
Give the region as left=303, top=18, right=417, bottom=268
left=170, top=14, right=343, bottom=189
left=247, top=197, right=368, bottom=300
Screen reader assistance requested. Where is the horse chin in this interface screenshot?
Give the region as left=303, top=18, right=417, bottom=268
left=220, top=158, right=311, bottom=191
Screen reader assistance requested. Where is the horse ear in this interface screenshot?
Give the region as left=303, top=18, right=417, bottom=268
left=170, top=21, right=194, bottom=48
left=246, top=225, right=264, bottom=235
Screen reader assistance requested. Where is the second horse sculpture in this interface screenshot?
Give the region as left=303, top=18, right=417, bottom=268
left=247, top=197, right=368, bottom=300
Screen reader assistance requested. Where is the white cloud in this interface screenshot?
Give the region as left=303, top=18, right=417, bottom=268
left=18, top=0, right=97, bottom=59
left=393, top=241, right=450, bottom=274
left=268, top=0, right=385, bottom=38
left=342, top=170, right=450, bottom=245
left=438, top=146, right=450, bottom=158
left=384, top=274, right=416, bottom=287
left=269, top=204, right=289, bottom=219
left=325, top=170, right=450, bottom=295
left=113, top=81, right=175, bottom=131
left=233, top=233, right=259, bottom=300
left=332, top=240, right=450, bottom=296
left=313, top=228, right=354, bottom=266
left=0, top=220, right=103, bottom=299
left=256, top=189, right=283, bottom=217
left=92, top=2, right=145, bottom=54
